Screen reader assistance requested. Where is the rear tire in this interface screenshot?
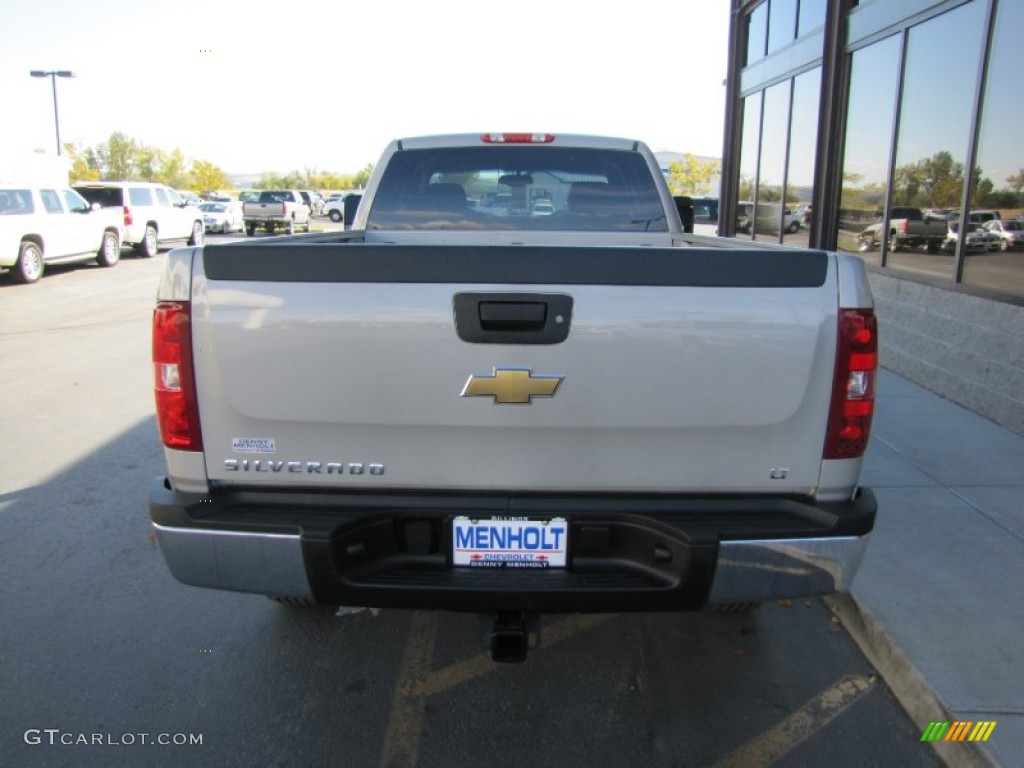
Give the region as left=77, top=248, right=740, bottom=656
left=888, top=232, right=901, bottom=252
left=287, top=218, right=295, bottom=235
left=188, top=221, right=204, bottom=247
left=136, top=225, right=158, bottom=258
left=13, top=241, right=44, bottom=283
left=96, top=230, right=120, bottom=267
left=329, top=209, right=342, bottom=223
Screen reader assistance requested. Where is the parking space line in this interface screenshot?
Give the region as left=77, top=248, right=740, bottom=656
left=713, top=674, right=875, bottom=768
left=379, top=611, right=439, bottom=768
left=380, top=612, right=616, bottom=767
left=414, top=613, right=617, bottom=698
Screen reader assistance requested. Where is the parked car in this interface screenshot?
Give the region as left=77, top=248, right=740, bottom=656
left=941, top=222, right=1000, bottom=254
left=198, top=202, right=244, bottom=234
left=736, top=202, right=801, bottom=234
left=177, top=190, right=202, bottom=206
left=73, top=181, right=204, bottom=257
left=968, top=209, right=1000, bottom=225
left=1, top=185, right=123, bottom=284
left=857, top=206, right=947, bottom=253
left=981, top=219, right=1024, bottom=250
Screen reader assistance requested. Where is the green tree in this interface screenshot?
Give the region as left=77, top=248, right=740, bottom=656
left=666, top=154, right=720, bottom=196
left=1006, top=169, right=1024, bottom=197
left=101, top=132, right=139, bottom=180
left=353, top=163, right=374, bottom=188
left=134, top=145, right=163, bottom=182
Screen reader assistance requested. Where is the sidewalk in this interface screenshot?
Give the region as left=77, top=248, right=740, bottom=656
left=827, top=369, right=1024, bottom=768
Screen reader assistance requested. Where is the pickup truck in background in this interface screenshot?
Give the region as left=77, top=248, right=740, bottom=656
left=241, top=190, right=311, bottom=236
left=149, top=133, right=878, bottom=662
left=1, top=185, right=122, bottom=284
left=857, top=205, right=947, bottom=253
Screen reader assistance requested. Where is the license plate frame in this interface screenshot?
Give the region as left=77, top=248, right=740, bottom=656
left=452, top=516, right=569, bottom=569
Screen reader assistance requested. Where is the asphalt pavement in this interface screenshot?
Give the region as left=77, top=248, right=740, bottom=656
left=828, top=369, right=1024, bottom=768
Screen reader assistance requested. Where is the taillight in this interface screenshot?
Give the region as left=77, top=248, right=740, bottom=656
left=153, top=301, right=203, bottom=451
left=481, top=133, right=555, bottom=143
left=123, top=205, right=133, bottom=226
left=824, top=309, right=877, bottom=459
left=900, top=219, right=909, bottom=234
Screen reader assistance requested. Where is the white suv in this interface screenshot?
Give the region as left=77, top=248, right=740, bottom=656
left=73, top=182, right=204, bottom=257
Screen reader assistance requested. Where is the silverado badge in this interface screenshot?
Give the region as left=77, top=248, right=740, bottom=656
left=460, top=368, right=564, bottom=405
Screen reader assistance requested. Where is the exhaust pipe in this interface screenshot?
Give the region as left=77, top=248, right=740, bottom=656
left=490, top=611, right=531, bottom=663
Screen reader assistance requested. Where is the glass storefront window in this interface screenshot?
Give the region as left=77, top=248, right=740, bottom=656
left=836, top=35, right=901, bottom=266
left=747, top=2, right=768, bottom=65
left=887, top=1, right=986, bottom=280
left=797, top=0, right=827, bottom=37
left=768, top=0, right=798, bottom=53
left=755, top=81, right=792, bottom=241
left=963, top=0, right=1024, bottom=298
left=782, top=67, right=821, bottom=245
left=736, top=91, right=762, bottom=238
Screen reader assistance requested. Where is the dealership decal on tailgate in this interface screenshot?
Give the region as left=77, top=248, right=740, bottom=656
left=453, top=517, right=568, bottom=569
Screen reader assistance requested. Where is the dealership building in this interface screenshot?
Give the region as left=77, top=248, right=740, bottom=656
left=719, top=0, right=1023, bottom=434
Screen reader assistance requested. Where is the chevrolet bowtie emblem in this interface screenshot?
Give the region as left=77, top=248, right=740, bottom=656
left=460, top=368, right=564, bottom=405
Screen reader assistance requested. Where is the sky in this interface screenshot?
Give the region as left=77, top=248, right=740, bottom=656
left=0, top=0, right=731, bottom=177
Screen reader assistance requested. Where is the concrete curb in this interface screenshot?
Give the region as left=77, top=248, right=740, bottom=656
left=825, top=592, right=999, bottom=768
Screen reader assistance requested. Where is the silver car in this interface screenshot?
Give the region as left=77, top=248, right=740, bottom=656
left=199, top=202, right=243, bottom=234
left=981, top=219, right=1024, bottom=251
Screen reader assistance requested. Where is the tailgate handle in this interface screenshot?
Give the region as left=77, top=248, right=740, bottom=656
left=479, top=301, right=547, bottom=331
left=453, top=293, right=573, bottom=345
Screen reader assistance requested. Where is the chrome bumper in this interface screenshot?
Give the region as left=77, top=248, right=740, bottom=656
left=707, top=535, right=870, bottom=604
left=153, top=522, right=870, bottom=606
left=152, top=524, right=315, bottom=601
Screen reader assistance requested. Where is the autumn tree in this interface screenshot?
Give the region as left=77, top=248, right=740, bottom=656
left=64, top=142, right=101, bottom=182
left=189, top=160, right=231, bottom=193
left=157, top=149, right=189, bottom=189
left=666, top=154, right=720, bottom=196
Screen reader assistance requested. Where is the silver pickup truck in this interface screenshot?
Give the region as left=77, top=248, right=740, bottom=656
left=857, top=205, right=948, bottom=253
left=241, top=189, right=312, bottom=236
left=149, top=133, right=878, bottom=661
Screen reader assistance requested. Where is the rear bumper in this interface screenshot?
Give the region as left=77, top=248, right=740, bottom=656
left=149, top=480, right=876, bottom=612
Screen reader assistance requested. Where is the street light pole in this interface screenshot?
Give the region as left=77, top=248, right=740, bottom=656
left=29, top=70, right=75, bottom=155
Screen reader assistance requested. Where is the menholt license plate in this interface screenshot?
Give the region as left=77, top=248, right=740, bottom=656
left=452, top=516, right=568, bottom=569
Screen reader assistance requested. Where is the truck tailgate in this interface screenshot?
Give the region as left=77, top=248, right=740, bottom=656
left=192, top=244, right=838, bottom=494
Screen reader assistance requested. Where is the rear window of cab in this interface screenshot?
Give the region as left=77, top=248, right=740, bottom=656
left=366, top=146, right=669, bottom=232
